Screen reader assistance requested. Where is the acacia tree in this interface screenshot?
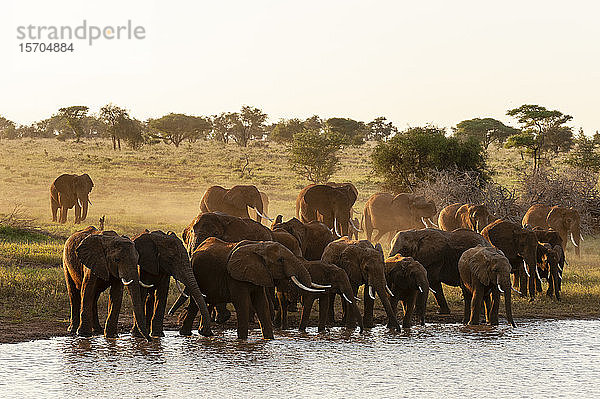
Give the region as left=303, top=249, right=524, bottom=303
left=505, top=104, right=573, bottom=170
left=100, top=104, right=129, bottom=150
left=57, top=106, right=89, bottom=142
left=367, top=116, right=398, bottom=141
left=149, top=113, right=210, bottom=147
left=454, top=117, right=519, bottom=149
left=231, top=106, right=267, bottom=147
left=212, top=112, right=238, bottom=143
left=287, top=129, right=345, bottom=183
left=326, top=117, right=368, bottom=145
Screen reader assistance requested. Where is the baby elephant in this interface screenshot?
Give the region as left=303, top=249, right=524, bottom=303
left=384, top=255, right=429, bottom=328
left=459, top=245, right=516, bottom=327
left=536, top=243, right=564, bottom=300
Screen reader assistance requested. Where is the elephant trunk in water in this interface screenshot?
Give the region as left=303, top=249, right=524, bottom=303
left=504, top=286, right=516, bottom=327
left=371, top=273, right=400, bottom=330
left=178, top=266, right=213, bottom=336
left=126, top=282, right=151, bottom=341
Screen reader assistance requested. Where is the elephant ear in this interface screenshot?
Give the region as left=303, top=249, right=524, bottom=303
left=227, top=244, right=274, bottom=287
left=223, top=186, right=250, bottom=209
left=76, top=234, right=110, bottom=281
left=303, top=185, right=329, bottom=206
left=547, top=207, right=567, bottom=230
left=133, top=232, right=160, bottom=276
left=78, top=174, right=94, bottom=192
left=470, top=247, right=493, bottom=286
left=341, top=184, right=358, bottom=205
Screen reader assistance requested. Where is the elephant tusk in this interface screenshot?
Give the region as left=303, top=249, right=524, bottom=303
left=77, top=199, right=83, bottom=208
left=139, top=281, right=154, bottom=289
left=570, top=233, right=579, bottom=247
left=121, top=278, right=134, bottom=286
left=311, top=282, right=331, bottom=289
left=523, top=261, right=530, bottom=278
left=87, top=198, right=92, bottom=205
left=368, top=285, right=376, bottom=300
left=252, top=207, right=274, bottom=222
left=354, top=296, right=361, bottom=301
left=333, top=217, right=341, bottom=237
left=418, top=286, right=423, bottom=293
left=386, top=284, right=394, bottom=296
left=176, top=280, right=190, bottom=298
left=580, top=234, right=585, bottom=242
left=497, top=284, right=505, bottom=293
left=535, top=267, right=542, bottom=281
left=429, top=287, right=437, bottom=294
left=427, top=218, right=438, bottom=228
left=558, top=273, right=563, bottom=281
left=349, top=218, right=362, bottom=232
left=342, top=293, right=353, bottom=304
left=421, top=217, right=428, bottom=228
left=511, top=287, right=521, bottom=295
left=291, top=275, right=323, bottom=293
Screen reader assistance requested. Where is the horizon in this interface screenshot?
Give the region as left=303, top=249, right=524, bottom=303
left=2, top=0, right=600, bottom=133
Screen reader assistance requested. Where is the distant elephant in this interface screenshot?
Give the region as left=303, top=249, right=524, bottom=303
left=480, top=219, right=538, bottom=299
left=438, top=203, right=492, bottom=233
left=321, top=238, right=400, bottom=330
left=384, top=255, right=429, bottom=328
left=248, top=191, right=270, bottom=225
left=50, top=173, right=93, bottom=224
left=179, top=238, right=322, bottom=339
left=63, top=226, right=150, bottom=341
left=297, top=261, right=363, bottom=333
left=536, top=241, right=564, bottom=300
left=296, top=183, right=360, bottom=237
left=458, top=245, right=516, bottom=327
left=271, top=216, right=334, bottom=260
left=200, top=185, right=272, bottom=223
left=522, top=204, right=582, bottom=256
left=389, top=228, right=490, bottom=314
left=131, top=230, right=213, bottom=337
left=363, top=192, right=437, bottom=243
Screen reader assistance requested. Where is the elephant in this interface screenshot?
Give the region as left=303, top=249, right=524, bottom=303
left=321, top=237, right=400, bottom=330
left=458, top=245, right=516, bottom=327
left=297, top=261, right=363, bottom=333
left=199, top=185, right=272, bottom=223
left=389, top=228, right=490, bottom=314
left=363, top=192, right=437, bottom=244
left=384, top=255, right=429, bottom=328
left=50, top=173, right=94, bottom=224
left=63, top=226, right=151, bottom=341
left=522, top=204, right=582, bottom=257
left=271, top=216, right=334, bottom=260
left=249, top=191, right=270, bottom=225
left=480, top=219, right=538, bottom=300
left=296, top=183, right=360, bottom=237
left=438, top=203, right=492, bottom=233
left=131, top=230, right=213, bottom=337
left=536, top=241, right=564, bottom=300
left=178, top=238, right=322, bottom=339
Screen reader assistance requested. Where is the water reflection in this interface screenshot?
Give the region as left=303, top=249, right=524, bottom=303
left=1, top=320, right=599, bottom=398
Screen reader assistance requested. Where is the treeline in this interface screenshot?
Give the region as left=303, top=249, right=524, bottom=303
left=1, top=103, right=599, bottom=186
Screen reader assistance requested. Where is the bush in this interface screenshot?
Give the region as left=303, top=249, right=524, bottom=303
left=287, top=129, right=345, bottom=183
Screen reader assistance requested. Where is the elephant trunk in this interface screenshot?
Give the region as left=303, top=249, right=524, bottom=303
left=372, top=275, right=400, bottom=330
left=81, top=194, right=89, bottom=221
left=178, top=266, right=213, bottom=337
left=503, top=287, right=516, bottom=327
left=127, top=283, right=151, bottom=342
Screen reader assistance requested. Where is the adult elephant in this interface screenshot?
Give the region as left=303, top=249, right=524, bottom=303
left=131, top=230, right=213, bottom=337
left=522, top=204, right=582, bottom=256
left=458, top=245, right=516, bottom=327
left=363, top=192, right=437, bottom=243
left=296, top=183, right=360, bottom=237
left=321, top=238, right=400, bottom=330
left=389, top=228, right=490, bottom=314
left=438, top=203, right=491, bottom=233
left=533, top=227, right=565, bottom=300
left=179, top=238, right=322, bottom=339
left=199, top=185, right=272, bottom=223
left=384, top=255, right=429, bottom=328
left=63, top=226, right=151, bottom=341
left=480, top=219, right=538, bottom=300
left=271, top=216, right=334, bottom=260
left=50, top=173, right=93, bottom=224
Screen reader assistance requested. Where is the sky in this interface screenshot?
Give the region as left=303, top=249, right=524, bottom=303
left=2, top=0, right=599, bottom=132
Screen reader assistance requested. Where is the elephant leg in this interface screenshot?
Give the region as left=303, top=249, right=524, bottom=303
left=461, top=287, right=471, bottom=325
left=64, top=274, right=81, bottom=334
left=104, top=283, right=123, bottom=338
left=287, top=289, right=299, bottom=312
left=60, top=206, right=69, bottom=223
left=519, top=270, right=528, bottom=297
left=341, top=294, right=348, bottom=325
left=51, top=197, right=59, bottom=222
left=92, top=288, right=103, bottom=334
left=77, top=275, right=97, bottom=337
left=528, top=274, right=536, bottom=301
left=363, top=285, right=375, bottom=328
left=151, top=278, right=170, bottom=337
left=319, top=295, right=331, bottom=332
left=179, top=298, right=199, bottom=336
left=403, top=294, right=417, bottom=329
left=214, top=303, right=231, bottom=324
left=483, top=293, right=492, bottom=323
left=251, top=288, right=274, bottom=340
left=389, top=296, right=400, bottom=327
left=299, top=295, right=314, bottom=332
left=327, top=293, right=336, bottom=325
left=131, top=287, right=151, bottom=337
left=232, top=296, right=250, bottom=340
left=489, top=291, right=500, bottom=326
left=430, top=281, right=450, bottom=314
left=469, top=289, right=483, bottom=325
left=547, top=275, right=554, bottom=298
left=277, top=290, right=289, bottom=330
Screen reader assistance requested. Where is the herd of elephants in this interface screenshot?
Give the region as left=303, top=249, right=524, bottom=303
left=50, top=173, right=582, bottom=341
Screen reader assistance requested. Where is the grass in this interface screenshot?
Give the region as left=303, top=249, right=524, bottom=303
left=0, top=138, right=599, bottom=342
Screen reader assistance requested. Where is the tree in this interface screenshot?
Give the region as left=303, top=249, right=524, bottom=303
left=326, top=117, right=368, bottom=145
left=506, top=104, right=573, bottom=170
left=57, top=106, right=89, bottom=142
left=231, top=106, right=267, bottom=147
left=99, top=104, right=129, bottom=149
left=149, top=113, right=210, bottom=147
left=504, top=132, right=536, bottom=161
left=371, top=126, right=486, bottom=191
left=287, top=129, right=345, bottom=183
left=454, top=118, right=519, bottom=149
left=211, top=112, right=238, bottom=143
left=565, top=129, right=600, bottom=172
left=367, top=116, right=397, bottom=141
left=269, top=118, right=305, bottom=143
left=0, top=116, right=17, bottom=139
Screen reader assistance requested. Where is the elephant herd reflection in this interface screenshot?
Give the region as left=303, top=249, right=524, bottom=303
left=57, top=178, right=581, bottom=340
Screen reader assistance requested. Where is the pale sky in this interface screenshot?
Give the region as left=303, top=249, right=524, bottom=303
left=2, top=0, right=599, bottom=132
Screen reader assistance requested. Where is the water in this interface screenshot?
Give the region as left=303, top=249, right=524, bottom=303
left=1, top=319, right=599, bottom=399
